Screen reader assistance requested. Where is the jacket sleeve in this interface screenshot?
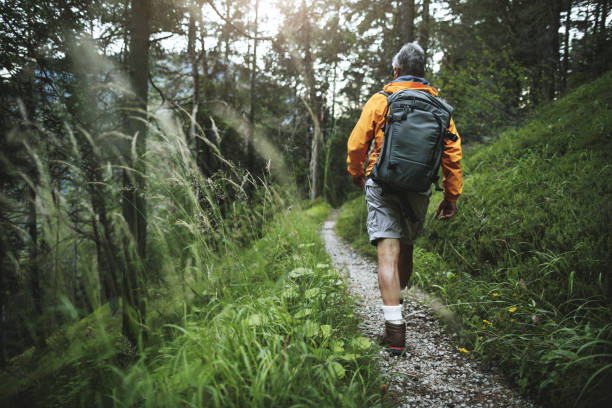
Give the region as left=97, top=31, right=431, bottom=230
left=441, top=117, right=463, bottom=202
left=346, top=94, right=384, bottom=178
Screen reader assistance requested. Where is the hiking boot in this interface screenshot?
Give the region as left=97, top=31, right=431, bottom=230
left=381, top=321, right=406, bottom=356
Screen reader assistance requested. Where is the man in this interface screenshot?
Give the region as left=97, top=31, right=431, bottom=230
left=346, top=42, right=462, bottom=355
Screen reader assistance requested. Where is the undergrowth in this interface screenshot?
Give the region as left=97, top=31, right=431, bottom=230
left=1, top=202, right=384, bottom=407
left=336, top=72, right=612, bottom=408
left=335, top=192, right=376, bottom=260
left=0, top=99, right=384, bottom=407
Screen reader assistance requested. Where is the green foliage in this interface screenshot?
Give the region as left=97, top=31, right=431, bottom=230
left=114, top=203, right=381, bottom=407
left=1, top=203, right=383, bottom=407
left=419, top=72, right=612, bottom=407
left=435, top=46, right=528, bottom=142
left=335, top=192, right=376, bottom=260
left=336, top=72, right=612, bottom=407
left=423, top=71, right=612, bottom=302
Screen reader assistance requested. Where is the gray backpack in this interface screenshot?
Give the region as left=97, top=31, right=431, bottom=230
left=370, top=89, right=457, bottom=193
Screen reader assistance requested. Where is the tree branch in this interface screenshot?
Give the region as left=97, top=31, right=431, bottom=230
left=204, top=0, right=274, bottom=41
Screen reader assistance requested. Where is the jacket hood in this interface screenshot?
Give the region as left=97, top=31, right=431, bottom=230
left=382, top=81, right=439, bottom=97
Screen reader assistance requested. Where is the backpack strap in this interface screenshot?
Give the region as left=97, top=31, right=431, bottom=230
left=364, top=91, right=392, bottom=178
left=378, top=90, right=391, bottom=132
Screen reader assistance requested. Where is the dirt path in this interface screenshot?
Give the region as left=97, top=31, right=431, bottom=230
left=321, top=210, right=538, bottom=408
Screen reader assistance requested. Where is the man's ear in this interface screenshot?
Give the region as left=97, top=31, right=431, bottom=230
left=393, top=66, right=400, bottom=80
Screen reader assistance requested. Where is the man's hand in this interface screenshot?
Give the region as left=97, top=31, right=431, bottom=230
left=436, top=199, right=457, bottom=220
left=352, top=174, right=365, bottom=188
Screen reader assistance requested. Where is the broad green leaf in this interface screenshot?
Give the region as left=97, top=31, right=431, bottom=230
left=289, top=267, right=312, bottom=278
left=329, top=361, right=345, bottom=379
left=282, top=287, right=298, bottom=299
left=304, top=320, right=319, bottom=337
left=305, top=288, right=320, bottom=299
left=351, top=337, right=371, bottom=350
left=295, top=308, right=312, bottom=319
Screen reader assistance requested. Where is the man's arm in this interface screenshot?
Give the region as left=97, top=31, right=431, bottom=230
left=347, top=94, right=386, bottom=186
left=437, top=117, right=463, bottom=219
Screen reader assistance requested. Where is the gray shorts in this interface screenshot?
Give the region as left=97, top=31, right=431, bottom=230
left=364, top=178, right=431, bottom=246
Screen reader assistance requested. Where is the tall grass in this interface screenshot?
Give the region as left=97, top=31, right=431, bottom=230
left=1, top=105, right=384, bottom=406
left=104, top=203, right=382, bottom=407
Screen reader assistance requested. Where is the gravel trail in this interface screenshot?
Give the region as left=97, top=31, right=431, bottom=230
left=321, top=210, right=538, bottom=408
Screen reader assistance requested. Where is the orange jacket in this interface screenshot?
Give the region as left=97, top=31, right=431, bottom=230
left=346, top=80, right=463, bottom=202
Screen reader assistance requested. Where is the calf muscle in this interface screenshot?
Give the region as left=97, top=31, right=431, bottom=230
left=378, top=239, right=414, bottom=305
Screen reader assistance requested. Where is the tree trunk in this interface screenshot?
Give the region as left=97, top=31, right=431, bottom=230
left=323, top=61, right=338, bottom=201
left=188, top=1, right=200, bottom=149
left=544, top=1, right=562, bottom=101
left=399, top=0, right=415, bottom=44
left=301, top=1, right=322, bottom=200
left=599, top=0, right=608, bottom=38
left=200, top=14, right=209, bottom=82
left=122, top=0, right=151, bottom=347
left=302, top=95, right=322, bottom=201
left=596, top=0, right=609, bottom=73
left=562, top=0, right=572, bottom=92
left=537, top=1, right=562, bottom=102
left=247, top=0, right=259, bottom=174
left=223, top=0, right=232, bottom=99
left=0, top=302, right=6, bottom=366
left=89, top=195, right=120, bottom=314
left=420, top=0, right=430, bottom=59
left=27, top=186, right=41, bottom=317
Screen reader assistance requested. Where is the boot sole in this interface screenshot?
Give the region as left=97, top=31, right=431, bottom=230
left=386, top=346, right=405, bottom=356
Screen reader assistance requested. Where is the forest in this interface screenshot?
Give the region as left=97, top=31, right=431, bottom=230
left=1, top=0, right=611, bottom=407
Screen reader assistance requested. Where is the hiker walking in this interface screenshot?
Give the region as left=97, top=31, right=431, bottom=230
left=346, top=42, right=463, bottom=355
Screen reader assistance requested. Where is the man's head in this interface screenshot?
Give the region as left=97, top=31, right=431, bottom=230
left=392, top=42, right=425, bottom=79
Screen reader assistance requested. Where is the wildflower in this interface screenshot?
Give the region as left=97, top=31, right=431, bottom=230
left=458, top=347, right=469, bottom=354
left=508, top=306, right=517, bottom=313
left=492, top=292, right=499, bottom=297
left=483, top=319, right=492, bottom=325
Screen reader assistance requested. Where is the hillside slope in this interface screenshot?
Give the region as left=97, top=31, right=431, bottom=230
left=424, top=70, right=612, bottom=302
left=420, top=70, right=612, bottom=408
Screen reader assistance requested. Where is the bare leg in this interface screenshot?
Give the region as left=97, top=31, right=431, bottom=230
left=377, top=238, right=401, bottom=306
left=398, top=243, right=414, bottom=290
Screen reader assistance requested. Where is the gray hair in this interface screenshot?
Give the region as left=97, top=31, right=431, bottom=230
left=392, top=42, right=425, bottom=77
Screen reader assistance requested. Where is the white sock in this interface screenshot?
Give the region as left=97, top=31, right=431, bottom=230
left=382, top=305, right=403, bottom=323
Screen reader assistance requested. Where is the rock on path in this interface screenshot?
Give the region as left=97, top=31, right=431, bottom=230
left=321, top=210, right=538, bottom=408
